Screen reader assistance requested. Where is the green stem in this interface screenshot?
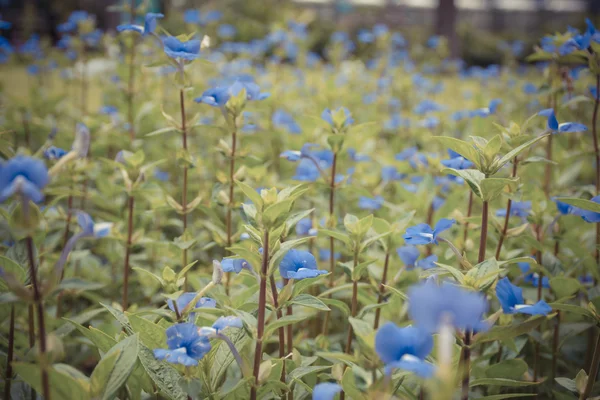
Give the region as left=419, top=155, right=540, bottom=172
left=122, top=195, right=135, bottom=310
left=269, top=275, right=287, bottom=388
left=322, top=152, right=338, bottom=337
left=373, top=250, right=390, bottom=330
left=580, top=329, right=600, bottom=400
left=225, top=126, right=238, bottom=295
left=495, top=158, right=518, bottom=259
left=179, top=88, right=189, bottom=291
left=250, top=230, right=269, bottom=400
left=478, top=201, right=488, bottom=264
left=4, top=306, right=15, bottom=400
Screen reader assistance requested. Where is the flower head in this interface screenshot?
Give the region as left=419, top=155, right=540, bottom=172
left=273, top=109, right=301, bottom=134
left=76, top=211, right=112, bottom=238
left=518, top=262, right=550, bottom=288
left=296, top=218, right=317, bottom=236
left=220, top=258, right=253, bottom=274
left=312, top=383, right=342, bottom=400
left=441, top=149, right=473, bottom=170
left=280, top=249, right=327, bottom=280
left=153, top=323, right=211, bottom=366
left=358, top=195, right=384, bottom=210
left=375, top=322, right=435, bottom=377
left=572, top=195, right=600, bottom=223
left=404, top=218, right=455, bottom=245
left=195, top=80, right=269, bottom=107
left=496, top=277, right=552, bottom=315
left=538, top=108, right=587, bottom=133
left=117, top=12, right=163, bottom=36
left=167, top=293, right=216, bottom=316
left=44, top=146, right=67, bottom=161
left=495, top=201, right=531, bottom=219
left=163, top=36, right=202, bottom=60
left=408, top=280, right=488, bottom=333
left=321, top=107, right=353, bottom=130
left=212, top=316, right=243, bottom=332
left=0, top=156, right=49, bottom=203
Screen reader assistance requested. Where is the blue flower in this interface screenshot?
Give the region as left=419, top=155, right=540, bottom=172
left=416, top=254, right=438, bottom=270
left=523, top=83, right=537, bottom=95
left=573, top=195, right=600, bottom=223
left=163, top=36, right=201, bottom=60
left=167, top=293, right=216, bottom=321
left=272, top=109, right=301, bottom=134
left=319, top=249, right=340, bottom=262
left=404, top=219, right=455, bottom=245
left=296, top=218, right=316, bottom=236
left=347, top=148, right=370, bottom=162
left=395, top=147, right=428, bottom=169
left=496, top=277, right=552, bottom=315
left=312, top=382, right=342, bottom=400
left=212, top=316, right=243, bottom=331
left=358, top=196, right=384, bottom=210
left=321, top=107, right=354, bottom=129
left=381, top=166, right=405, bottom=183
left=195, top=80, right=269, bottom=107
left=154, top=323, right=211, bottom=366
left=553, top=197, right=573, bottom=215
left=154, top=169, right=170, bottom=182
left=117, top=13, right=163, bottom=36
left=218, top=24, right=236, bottom=38
left=413, top=99, right=443, bottom=115
left=408, top=280, right=488, bottom=333
left=221, top=258, right=252, bottom=274
left=397, top=246, right=420, bottom=267
left=375, top=323, right=435, bottom=377
left=518, top=262, right=550, bottom=288
left=44, top=146, right=67, bottom=161
left=183, top=9, right=201, bottom=24
left=495, top=201, right=531, bottom=219
left=0, top=15, right=11, bottom=30
left=538, top=108, right=587, bottom=133
left=0, top=156, right=49, bottom=203
left=280, top=249, right=327, bottom=280
left=357, top=29, right=374, bottom=44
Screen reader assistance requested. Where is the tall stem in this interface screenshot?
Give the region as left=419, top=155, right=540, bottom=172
left=250, top=230, right=269, bottom=400
left=127, top=0, right=137, bottom=141
left=373, top=250, right=390, bottom=330
left=533, top=224, right=543, bottom=382
left=4, top=306, right=15, bottom=400
left=269, top=275, right=286, bottom=387
left=322, top=153, right=338, bottom=336
left=462, top=191, right=473, bottom=250
left=581, top=329, right=600, bottom=400
left=179, top=88, right=189, bottom=290
left=592, top=75, right=600, bottom=283
left=478, top=201, right=488, bottom=264
left=81, top=47, right=88, bottom=116
left=495, top=159, right=519, bottom=259
left=225, top=127, right=238, bottom=295
left=27, top=305, right=35, bottom=400
left=122, top=195, right=135, bottom=310
left=340, top=251, right=359, bottom=400
left=26, top=236, right=50, bottom=400
left=461, top=331, right=472, bottom=400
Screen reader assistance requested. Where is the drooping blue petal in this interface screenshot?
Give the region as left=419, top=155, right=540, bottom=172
left=384, top=358, right=436, bottom=378
left=212, top=316, right=243, bottom=331
left=312, top=382, right=342, bottom=400
left=288, top=268, right=328, bottom=280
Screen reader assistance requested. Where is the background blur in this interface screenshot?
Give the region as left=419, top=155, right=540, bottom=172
left=0, top=0, right=598, bottom=65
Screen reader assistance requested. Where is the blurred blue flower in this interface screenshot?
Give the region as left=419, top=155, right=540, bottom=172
left=221, top=258, right=252, bottom=274
left=441, top=149, right=473, bottom=169
left=397, top=245, right=420, bottom=267
left=519, top=262, right=550, bottom=288
left=413, top=99, right=444, bottom=115
left=321, top=107, right=354, bottom=129
left=312, top=382, right=342, bottom=400
left=553, top=197, right=573, bottom=215
left=358, top=195, right=384, bottom=210
left=573, top=195, right=600, bottom=223
left=0, top=155, right=49, bottom=203
left=357, top=29, right=374, bottom=44
left=183, top=9, right=201, bottom=24
left=273, top=109, right=301, bottom=134
left=375, top=322, right=435, bottom=377
left=408, top=280, right=488, bottom=333
left=280, top=249, right=327, bottom=280
left=523, top=83, right=537, bottom=95
left=296, top=218, right=317, bottom=236
left=538, top=108, right=587, bottom=133
left=319, top=249, right=340, bottom=262
left=404, top=219, right=455, bottom=245
left=212, top=316, right=243, bottom=331
left=167, top=293, right=216, bottom=317
left=496, top=201, right=531, bottom=219
left=44, top=146, right=67, bottom=161
left=416, top=254, right=438, bottom=270
left=0, top=14, right=11, bottom=30
left=395, top=146, right=427, bottom=169
left=76, top=211, right=112, bottom=238
left=496, top=277, right=552, bottom=315
left=117, top=12, right=163, bottom=36
left=163, top=36, right=201, bottom=60
left=347, top=148, right=369, bottom=162
left=218, top=24, right=236, bottom=39
left=196, top=80, right=269, bottom=107
left=154, top=323, right=211, bottom=366
left=381, top=166, right=405, bottom=183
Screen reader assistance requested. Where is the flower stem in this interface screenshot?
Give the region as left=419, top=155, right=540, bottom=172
left=179, top=88, right=189, bottom=291
left=581, top=329, right=600, bottom=400
left=495, top=158, right=518, bottom=259
left=127, top=0, right=137, bottom=141
left=340, top=250, right=360, bottom=400
left=4, top=305, right=15, bottom=400
left=478, top=201, right=488, bottom=264
left=322, top=152, right=338, bottom=337
left=225, top=126, right=238, bottom=295
left=373, top=250, right=390, bottom=330
left=26, top=236, right=51, bottom=400
left=592, top=74, right=600, bottom=283
left=533, top=224, right=543, bottom=382
left=250, top=229, right=269, bottom=400
left=27, top=304, right=35, bottom=400
left=269, top=275, right=287, bottom=387
left=462, top=191, right=473, bottom=250
left=461, top=330, right=472, bottom=400
left=122, top=195, right=135, bottom=310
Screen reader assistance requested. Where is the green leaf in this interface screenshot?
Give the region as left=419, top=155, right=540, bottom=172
left=549, top=302, right=595, bottom=319
left=263, top=199, right=293, bottom=226
left=292, top=274, right=328, bottom=297
left=549, top=277, right=581, bottom=299
left=484, top=359, right=528, bottom=380
left=434, top=137, right=481, bottom=169
left=474, top=316, right=545, bottom=344
left=470, top=378, right=540, bottom=387
left=138, top=344, right=187, bottom=400
left=287, top=294, right=330, bottom=311
left=348, top=317, right=375, bottom=349
left=492, top=134, right=548, bottom=174
left=288, top=365, right=331, bottom=382
left=560, top=95, right=593, bottom=109
left=0, top=255, right=26, bottom=292
left=13, top=363, right=90, bottom=400
left=235, top=180, right=263, bottom=209
left=128, top=313, right=167, bottom=350
left=264, top=314, right=308, bottom=339
left=480, top=178, right=519, bottom=202
left=320, top=297, right=351, bottom=316
left=318, top=229, right=352, bottom=247
left=431, top=263, right=466, bottom=284
left=476, top=395, right=536, bottom=400
left=466, top=258, right=500, bottom=291
left=341, top=367, right=367, bottom=400
left=67, top=319, right=117, bottom=353
left=56, top=278, right=105, bottom=291
left=90, top=334, right=139, bottom=400
left=441, top=168, right=484, bottom=198
left=209, top=328, right=250, bottom=387
left=555, top=197, right=600, bottom=213
left=555, top=377, right=577, bottom=392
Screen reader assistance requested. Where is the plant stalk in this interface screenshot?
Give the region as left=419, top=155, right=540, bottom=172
left=322, top=152, right=338, bottom=336
left=4, top=306, right=15, bottom=400
left=122, top=195, right=135, bottom=310
left=250, top=230, right=269, bottom=400
left=373, top=250, right=390, bottom=330
left=179, top=88, right=189, bottom=291
left=495, top=158, right=518, bottom=259
left=225, top=127, right=238, bottom=295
